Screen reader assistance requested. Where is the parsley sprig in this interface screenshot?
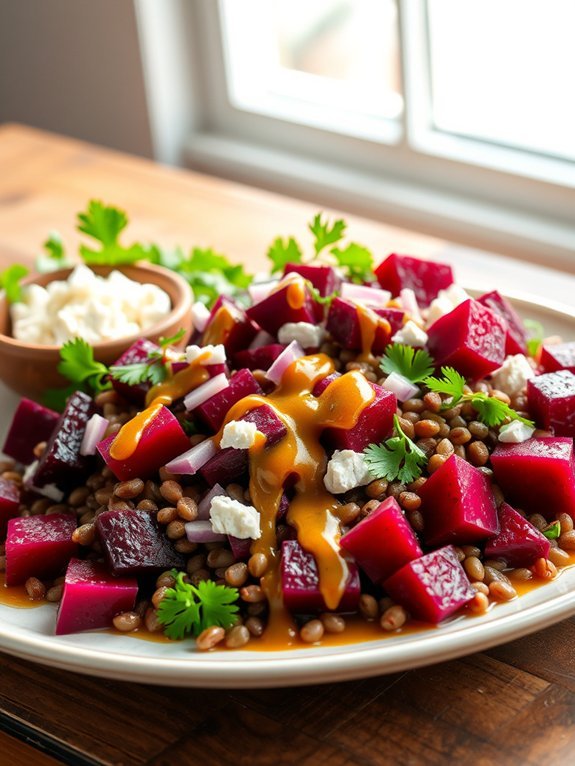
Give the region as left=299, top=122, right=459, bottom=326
left=157, top=570, right=239, bottom=640
left=424, top=367, right=534, bottom=428
left=0, top=264, right=29, bottom=303
left=380, top=344, right=434, bottom=385
left=542, top=521, right=561, bottom=540
left=44, top=338, right=112, bottom=410
left=78, top=200, right=149, bottom=265
left=363, top=415, right=427, bottom=484
left=109, top=329, right=185, bottom=387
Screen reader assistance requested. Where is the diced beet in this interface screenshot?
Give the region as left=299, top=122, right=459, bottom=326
left=195, top=369, right=262, bottom=432
left=484, top=503, right=550, bottom=567
left=246, top=278, right=318, bottom=336
left=527, top=370, right=575, bottom=436
left=200, top=447, right=248, bottom=485
left=323, top=381, right=396, bottom=452
left=427, top=299, right=506, bottom=380
left=98, top=406, right=190, bottom=481
left=96, top=509, right=185, bottom=575
left=281, top=540, right=360, bottom=613
left=541, top=342, right=575, bottom=374
left=55, top=558, right=138, bottom=635
left=32, top=391, right=95, bottom=492
left=375, top=253, right=454, bottom=306
left=312, top=372, right=341, bottom=397
left=232, top=344, right=286, bottom=371
left=476, top=290, right=528, bottom=355
left=228, top=535, right=252, bottom=561
left=110, top=338, right=160, bottom=405
left=0, top=479, right=20, bottom=540
left=2, top=398, right=59, bottom=465
left=326, top=298, right=394, bottom=353
left=491, top=437, right=575, bottom=520
left=340, top=497, right=423, bottom=583
left=242, top=404, right=287, bottom=445
left=283, top=262, right=341, bottom=297
left=419, top=455, right=499, bottom=546
left=383, top=546, right=475, bottom=623
left=377, top=307, right=406, bottom=335
left=202, top=296, right=259, bottom=354
left=5, top=514, right=78, bottom=585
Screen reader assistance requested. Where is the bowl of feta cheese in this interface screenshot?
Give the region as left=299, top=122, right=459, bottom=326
left=0, top=263, right=193, bottom=398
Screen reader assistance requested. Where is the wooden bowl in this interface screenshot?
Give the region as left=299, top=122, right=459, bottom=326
left=0, top=263, right=193, bottom=400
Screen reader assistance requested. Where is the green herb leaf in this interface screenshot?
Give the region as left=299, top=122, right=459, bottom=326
left=309, top=213, right=346, bottom=256
left=307, top=282, right=338, bottom=307
left=178, top=247, right=253, bottom=308
left=543, top=521, right=561, bottom=540
left=381, top=344, right=435, bottom=384
left=0, top=264, right=29, bottom=303
left=267, top=236, right=303, bottom=273
left=159, top=328, right=186, bottom=348
left=78, top=200, right=148, bottom=265
left=363, top=415, right=427, bottom=484
left=424, top=367, right=467, bottom=404
left=57, top=338, right=111, bottom=394
left=469, top=393, right=534, bottom=428
left=36, top=231, right=71, bottom=273
left=524, top=319, right=545, bottom=358
left=330, top=242, right=374, bottom=283
left=109, top=360, right=166, bottom=387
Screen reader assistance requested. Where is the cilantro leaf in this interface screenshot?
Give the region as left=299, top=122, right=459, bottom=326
left=109, top=360, right=167, bottom=387
left=36, top=231, right=72, bottom=273
left=78, top=200, right=148, bottom=265
left=524, top=319, right=544, bottom=358
left=57, top=338, right=111, bottom=394
left=309, top=213, right=346, bottom=256
left=543, top=521, right=561, bottom=540
left=330, top=242, right=374, bottom=283
left=381, top=344, right=434, bottom=384
left=0, top=264, right=29, bottom=303
left=363, top=415, right=427, bottom=484
left=178, top=247, right=253, bottom=308
left=306, top=282, right=338, bottom=307
left=469, top=394, right=534, bottom=428
left=424, top=367, right=466, bottom=404
left=159, top=328, right=186, bottom=348
left=267, top=236, right=303, bottom=273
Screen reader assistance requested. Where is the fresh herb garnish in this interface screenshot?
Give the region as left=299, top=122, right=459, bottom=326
left=306, top=282, right=338, bottom=307
left=109, top=328, right=186, bottom=387
left=330, top=243, right=374, bottom=284
left=524, top=319, right=545, bottom=358
left=381, top=344, right=435, bottom=384
left=0, top=264, right=29, bottom=303
left=175, top=247, right=253, bottom=307
left=267, top=236, right=304, bottom=273
left=424, top=367, right=534, bottom=427
left=542, top=520, right=561, bottom=540
left=36, top=231, right=71, bottom=273
left=364, top=415, right=427, bottom=484
left=309, top=213, right=346, bottom=256
left=156, top=570, right=239, bottom=640
left=44, top=338, right=112, bottom=409
left=78, top=200, right=149, bottom=265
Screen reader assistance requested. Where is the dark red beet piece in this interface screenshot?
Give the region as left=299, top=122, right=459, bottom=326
left=195, top=369, right=262, bottom=432
left=527, top=370, right=575, bottom=436
left=246, top=278, right=318, bottom=336
left=541, top=342, right=575, bottom=374
left=340, top=497, right=423, bottom=583
left=202, top=297, right=258, bottom=354
left=323, top=381, right=396, bottom=452
left=419, top=455, right=499, bottom=546
left=484, top=503, right=550, bottom=567
left=476, top=290, right=528, bottom=355
left=55, top=558, right=138, bottom=635
left=283, top=262, right=341, bottom=297
left=233, top=344, right=286, bottom=371
left=375, top=253, right=454, bottom=306
left=242, top=404, right=287, bottom=445
left=383, top=546, right=475, bottom=623
left=427, top=299, right=506, bottom=380
left=96, top=509, right=185, bottom=575
left=281, top=540, right=360, bottom=613
left=0, top=479, right=20, bottom=540
left=5, top=514, right=78, bottom=585
left=312, top=372, right=341, bottom=397
left=2, top=398, right=59, bottom=465
left=228, top=535, right=252, bottom=561
left=326, top=298, right=396, bottom=353
left=110, top=338, right=160, bottom=405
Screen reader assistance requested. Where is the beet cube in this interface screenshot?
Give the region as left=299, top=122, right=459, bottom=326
left=527, top=370, right=575, bottom=436
left=326, top=298, right=395, bottom=353
left=491, top=437, right=575, bottom=520
left=323, top=381, right=396, bottom=452
left=484, top=503, right=550, bottom=567
left=228, top=535, right=252, bottom=561
left=232, top=344, right=286, bottom=371
left=110, top=338, right=160, bottom=405
left=195, top=369, right=262, bottom=432
left=55, top=558, right=138, bottom=635
left=202, top=297, right=258, bottom=354
left=383, top=546, right=475, bottom=623
left=340, top=497, right=423, bottom=583
left=283, top=262, right=341, bottom=297
left=2, top=398, right=59, bottom=465
left=0, top=479, right=20, bottom=540
left=246, top=278, right=318, bottom=336
left=541, top=342, right=575, bottom=374
left=5, top=514, right=78, bottom=585
left=96, top=509, right=185, bottom=575
left=242, top=404, right=287, bottom=445
left=476, top=290, right=528, bottom=355
left=419, top=455, right=499, bottom=546
left=312, top=372, right=342, bottom=397
left=427, top=299, right=506, bottom=380
left=200, top=447, right=248, bottom=486
left=375, top=253, right=454, bottom=306
left=98, top=406, right=190, bottom=481
left=281, top=540, right=360, bottom=613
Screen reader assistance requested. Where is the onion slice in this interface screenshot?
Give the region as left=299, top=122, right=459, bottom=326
left=266, top=340, right=305, bottom=385
left=248, top=279, right=279, bottom=305
left=341, top=283, right=391, bottom=308
left=183, top=372, right=229, bottom=412
left=80, top=414, right=110, bottom=456
left=192, top=301, right=211, bottom=333
left=185, top=520, right=227, bottom=544
left=197, top=483, right=227, bottom=520
left=165, top=438, right=216, bottom=475
left=399, top=288, right=422, bottom=324
left=249, top=329, right=276, bottom=350
left=380, top=372, right=420, bottom=402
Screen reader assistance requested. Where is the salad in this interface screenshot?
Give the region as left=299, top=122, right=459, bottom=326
left=1, top=206, right=575, bottom=653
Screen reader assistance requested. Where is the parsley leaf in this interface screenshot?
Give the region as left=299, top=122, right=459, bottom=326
left=0, top=264, right=29, bottom=303
left=159, top=328, right=186, bottom=348
left=309, top=213, right=346, bottom=256
left=177, top=247, right=253, bottom=307
left=330, top=242, right=374, bottom=283
left=363, top=415, right=427, bottom=484
left=267, top=236, right=303, bottom=273
left=307, top=282, right=338, bottom=307
left=36, top=231, right=72, bottom=273
left=381, top=344, right=434, bottom=384
left=424, top=367, right=466, bottom=403
left=157, top=571, right=239, bottom=640
left=78, top=200, right=148, bottom=265
left=57, top=338, right=111, bottom=394
left=109, top=360, right=167, bottom=387
left=524, top=319, right=544, bottom=358
left=543, top=520, right=561, bottom=540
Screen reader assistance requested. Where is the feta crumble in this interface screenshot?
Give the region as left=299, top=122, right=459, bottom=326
left=490, top=354, right=535, bottom=397
left=209, top=496, right=261, bottom=539
left=324, top=450, right=372, bottom=494
left=426, top=284, right=470, bottom=328
left=278, top=322, right=325, bottom=349
left=391, top=320, right=428, bottom=348
left=498, top=420, right=535, bottom=443
left=220, top=420, right=259, bottom=450
left=185, top=343, right=226, bottom=366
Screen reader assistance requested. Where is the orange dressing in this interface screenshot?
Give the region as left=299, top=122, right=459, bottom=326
left=109, top=398, right=170, bottom=461
left=202, top=305, right=238, bottom=347
left=286, top=278, right=307, bottom=310
left=145, top=359, right=209, bottom=407
left=355, top=304, right=391, bottom=363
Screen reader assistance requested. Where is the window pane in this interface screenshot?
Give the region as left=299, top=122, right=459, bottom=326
left=427, top=0, right=575, bottom=162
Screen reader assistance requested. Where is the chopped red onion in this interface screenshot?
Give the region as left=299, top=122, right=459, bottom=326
left=165, top=438, right=216, bottom=475
left=266, top=340, right=305, bottom=385
left=185, top=520, right=227, bottom=544
left=183, top=372, right=229, bottom=412
left=80, top=414, right=110, bottom=456
left=248, top=279, right=278, bottom=305
left=249, top=329, right=276, bottom=350
left=197, top=483, right=227, bottom=520
left=192, top=301, right=211, bottom=333
left=400, top=288, right=422, bottom=324
left=341, top=282, right=391, bottom=308
left=381, top=372, right=420, bottom=402
left=228, top=535, right=252, bottom=560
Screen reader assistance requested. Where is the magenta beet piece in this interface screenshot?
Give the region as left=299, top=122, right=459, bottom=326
left=383, top=546, right=475, bottom=623
left=419, top=455, right=499, bottom=546
left=55, top=558, right=138, bottom=635
left=98, top=406, right=190, bottom=481
left=32, top=391, right=95, bottom=492
left=233, top=344, right=286, bottom=371
left=323, top=382, right=396, bottom=452
left=427, top=299, right=506, bottom=380
left=340, top=497, right=423, bottom=583
left=5, top=514, right=78, bottom=585
left=200, top=447, right=248, bottom=486
left=202, top=297, right=258, bottom=354
left=96, top=509, right=185, bottom=575
left=0, top=479, right=20, bottom=539
left=246, top=279, right=318, bottom=336
left=195, top=369, right=262, bottom=432
left=312, top=372, right=341, bottom=397
left=110, top=338, right=160, bottom=405
left=326, top=298, right=394, bottom=353
left=375, top=253, right=454, bottom=306
left=242, top=404, right=287, bottom=445
left=527, top=370, right=575, bottom=436
left=491, top=437, right=575, bottom=520
left=484, top=503, right=550, bottom=567
left=284, top=262, right=341, bottom=297
left=377, top=308, right=406, bottom=335
left=281, top=540, right=360, bottom=613
left=228, top=535, right=252, bottom=561
left=476, top=290, right=528, bottom=355
left=2, top=398, right=59, bottom=465
left=541, top=342, right=575, bottom=374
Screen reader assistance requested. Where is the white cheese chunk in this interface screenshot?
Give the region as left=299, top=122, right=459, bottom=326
left=185, top=343, right=227, bottom=366
left=278, top=322, right=325, bottom=349
left=220, top=420, right=259, bottom=450
left=209, top=496, right=261, bottom=539
left=498, top=420, right=535, bottom=443
left=324, top=450, right=372, bottom=494
left=426, top=284, right=470, bottom=329
left=391, top=319, right=428, bottom=348
left=490, top=354, right=535, bottom=397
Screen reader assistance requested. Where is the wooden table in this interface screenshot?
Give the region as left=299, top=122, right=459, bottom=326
left=1, top=124, right=575, bottom=766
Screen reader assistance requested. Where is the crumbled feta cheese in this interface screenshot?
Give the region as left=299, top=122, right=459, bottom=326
left=490, top=354, right=535, bottom=397
left=391, top=320, right=428, bottom=348
left=426, top=284, right=470, bottom=328
left=324, top=450, right=372, bottom=494
left=498, top=420, right=535, bottom=443
left=277, top=322, right=325, bottom=349
left=444, top=284, right=470, bottom=306
left=220, top=420, right=259, bottom=450
left=209, top=496, right=261, bottom=539
left=185, top=343, right=226, bottom=366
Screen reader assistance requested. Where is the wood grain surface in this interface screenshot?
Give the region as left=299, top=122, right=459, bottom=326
left=0, top=124, right=573, bottom=766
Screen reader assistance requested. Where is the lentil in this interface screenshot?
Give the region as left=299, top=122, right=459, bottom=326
left=548, top=547, right=571, bottom=567
left=248, top=552, right=269, bottom=578
left=225, top=624, right=250, bottom=649
left=196, top=626, right=226, bottom=650
left=467, top=441, right=489, bottom=467
left=245, top=616, right=265, bottom=637
left=320, top=613, right=346, bottom=634
left=166, top=519, right=186, bottom=540
left=427, top=454, right=447, bottom=473
left=489, top=581, right=517, bottom=601
left=46, top=584, right=63, bottom=602
left=144, top=608, right=163, bottom=633
left=156, top=571, right=177, bottom=588
left=114, top=478, right=144, bottom=499
left=463, top=556, right=485, bottom=582
left=207, top=548, right=235, bottom=569
left=25, top=577, right=46, bottom=600
left=468, top=593, right=489, bottom=614
left=113, top=611, right=141, bottom=632
left=380, top=605, right=407, bottom=631
left=225, top=562, right=249, bottom=587
left=72, top=523, right=96, bottom=547
left=160, top=480, right=183, bottom=504
left=532, top=558, right=558, bottom=580
left=157, top=506, right=178, bottom=524
left=435, top=438, right=455, bottom=457
left=240, top=584, right=266, bottom=603
left=559, top=531, right=575, bottom=551
left=398, top=491, right=421, bottom=511
left=359, top=594, right=378, bottom=620
left=558, top=513, right=574, bottom=534
left=300, top=619, right=324, bottom=643
left=152, top=586, right=169, bottom=608
left=176, top=496, right=198, bottom=522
